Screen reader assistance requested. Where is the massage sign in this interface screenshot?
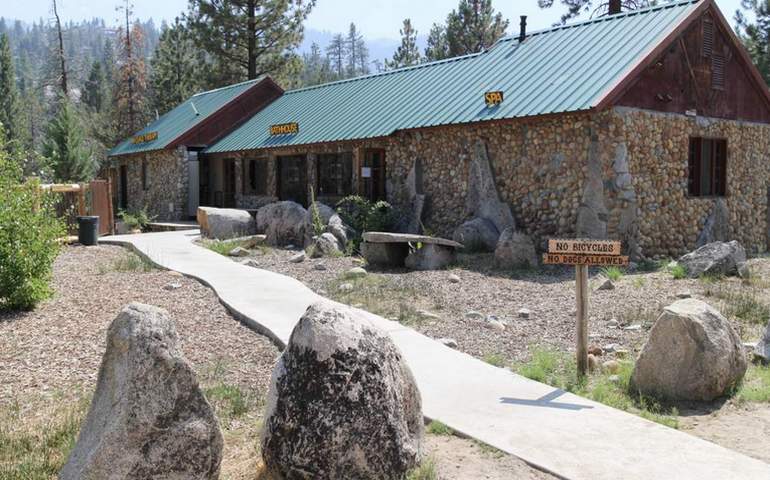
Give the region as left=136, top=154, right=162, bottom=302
left=544, top=239, right=628, bottom=376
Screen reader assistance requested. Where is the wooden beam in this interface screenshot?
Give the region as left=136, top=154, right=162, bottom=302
left=576, top=265, right=590, bottom=377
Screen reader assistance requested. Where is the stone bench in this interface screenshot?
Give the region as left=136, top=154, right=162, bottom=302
left=361, top=232, right=464, bottom=270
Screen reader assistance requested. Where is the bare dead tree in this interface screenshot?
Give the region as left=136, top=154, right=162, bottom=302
left=51, top=0, right=68, bottom=96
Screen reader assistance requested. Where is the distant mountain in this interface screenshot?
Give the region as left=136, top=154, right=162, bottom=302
left=300, top=27, right=427, bottom=70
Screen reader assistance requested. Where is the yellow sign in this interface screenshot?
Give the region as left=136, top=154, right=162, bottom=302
left=485, top=91, right=504, bottom=107
left=269, top=122, right=299, bottom=136
left=543, top=253, right=629, bottom=266
left=131, top=131, right=158, bottom=144
left=548, top=239, right=621, bottom=256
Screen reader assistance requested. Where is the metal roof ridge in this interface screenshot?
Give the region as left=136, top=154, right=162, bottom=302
left=282, top=52, right=483, bottom=95
left=504, top=0, right=700, bottom=40
left=192, top=76, right=264, bottom=98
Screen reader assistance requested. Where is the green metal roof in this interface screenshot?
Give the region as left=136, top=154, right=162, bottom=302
left=207, top=0, right=701, bottom=154
left=109, top=78, right=265, bottom=157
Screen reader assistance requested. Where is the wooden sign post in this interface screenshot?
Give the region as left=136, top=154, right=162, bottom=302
left=543, top=239, right=628, bottom=377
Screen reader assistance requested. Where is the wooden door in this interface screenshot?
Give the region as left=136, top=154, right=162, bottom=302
left=223, top=158, right=236, bottom=208
left=361, top=149, right=386, bottom=202
left=89, top=179, right=114, bottom=235
left=277, top=155, right=308, bottom=206
left=119, top=165, right=128, bottom=211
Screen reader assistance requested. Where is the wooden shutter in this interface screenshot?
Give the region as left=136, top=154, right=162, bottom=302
left=702, top=17, right=714, bottom=57
left=712, top=54, right=725, bottom=90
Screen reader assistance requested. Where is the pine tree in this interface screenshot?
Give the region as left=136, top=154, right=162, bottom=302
left=737, top=0, right=770, bottom=84
left=424, top=23, right=450, bottom=61
left=187, top=0, right=315, bottom=83
left=445, top=0, right=508, bottom=56
left=346, top=23, right=366, bottom=77
left=326, top=33, right=346, bottom=79
left=0, top=33, right=20, bottom=145
left=150, top=18, right=199, bottom=115
left=301, top=42, right=332, bottom=86
left=113, top=16, right=148, bottom=139
left=83, top=60, right=107, bottom=112
left=387, top=19, right=421, bottom=69
left=538, top=0, right=652, bottom=23
left=43, top=99, right=94, bottom=182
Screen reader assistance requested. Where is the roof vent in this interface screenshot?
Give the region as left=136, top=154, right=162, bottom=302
left=608, top=0, right=622, bottom=15
left=519, top=16, right=527, bottom=43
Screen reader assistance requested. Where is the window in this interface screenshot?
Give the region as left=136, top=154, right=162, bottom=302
left=688, top=138, right=727, bottom=197
left=141, top=158, right=148, bottom=191
left=712, top=54, right=725, bottom=90
left=317, top=152, right=353, bottom=197
left=242, top=157, right=268, bottom=196
left=702, top=17, right=714, bottom=57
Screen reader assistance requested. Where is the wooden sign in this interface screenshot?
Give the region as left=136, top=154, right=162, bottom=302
left=548, top=239, right=621, bottom=256
left=131, top=131, right=158, bottom=144
left=484, top=91, right=504, bottom=107
left=545, top=238, right=627, bottom=377
left=269, top=122, right=299, bottom=136
left=543, top=253, right=629, bottom=266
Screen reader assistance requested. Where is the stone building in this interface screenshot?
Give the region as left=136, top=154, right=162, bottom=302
left=110, top=0, right=770, bottom=257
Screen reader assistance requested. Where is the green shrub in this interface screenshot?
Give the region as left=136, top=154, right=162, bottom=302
left=335, top=195, right=396, bottom=250
left=0, top=147, right=65, bottom=311
left=426, top=420, right=453, bottom=436
left=600, top=266, right=623, bottom=281
left=119, top=207, right=155, bottom=232
left=669, top=263, right=687, bottom=280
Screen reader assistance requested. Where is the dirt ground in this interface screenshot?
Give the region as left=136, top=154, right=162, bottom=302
left=0, top=245, right=554, bottom=479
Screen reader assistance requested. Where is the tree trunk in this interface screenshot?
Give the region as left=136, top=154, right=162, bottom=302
left=125, top=4, right=135, bottom=133
left=247, top=0, right=257, bottom=79
left=52, top=0, right=68, bottom=96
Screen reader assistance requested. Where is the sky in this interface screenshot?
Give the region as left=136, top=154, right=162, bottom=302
left=2, top=0, right=747, bottom=39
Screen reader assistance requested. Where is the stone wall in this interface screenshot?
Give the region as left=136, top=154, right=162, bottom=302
left=111, top=147, right=189, bottom=222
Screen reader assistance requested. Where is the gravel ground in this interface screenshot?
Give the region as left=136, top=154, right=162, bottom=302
left=0, top=244, right=281, bottom=405
left=226, top=245, right=769, bottom=365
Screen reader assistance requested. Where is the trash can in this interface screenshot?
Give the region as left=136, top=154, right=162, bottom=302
left=77, top=216, right=100, bottom=246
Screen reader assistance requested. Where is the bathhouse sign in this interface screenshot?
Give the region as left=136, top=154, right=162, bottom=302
left=269, top=122, right=299, bottom=136
left=131, top=131, right=158, bottom=144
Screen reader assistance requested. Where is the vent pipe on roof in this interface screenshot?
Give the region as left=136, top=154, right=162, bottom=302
left=608, top=0, right=622, bottom=15
left=519, top=16, right=527, bottom=43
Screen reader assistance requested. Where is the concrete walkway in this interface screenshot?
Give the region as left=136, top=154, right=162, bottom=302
left=103, top=230, right=770, bottom=480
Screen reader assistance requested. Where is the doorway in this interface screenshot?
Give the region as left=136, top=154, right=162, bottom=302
left=223, top=158, right=236, bottom=208
left=361, top=149, right=386, bottom=202
left=277, top=155, right=308, bottom=206
left=119, top=165, right=128, bottom=211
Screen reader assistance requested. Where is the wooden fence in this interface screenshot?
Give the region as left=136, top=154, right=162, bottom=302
left=38, top=180, right=114, bottom=236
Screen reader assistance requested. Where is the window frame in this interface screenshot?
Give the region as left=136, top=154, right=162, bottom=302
left=242, top=157, right=268, bottom=196
left=316, top=151, right=353, bottom=198
left=688, top=137, right=727, bottom=198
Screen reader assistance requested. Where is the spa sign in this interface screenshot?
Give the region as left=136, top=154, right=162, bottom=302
left=484, top=91, right=504, bottom=107
left=269, top=122, right=299, bottom=136
left=131, top=131, right=158, bottom=144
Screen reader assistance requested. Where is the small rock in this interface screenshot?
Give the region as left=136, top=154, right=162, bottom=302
left=594, top=277, right=615, bottom=291
left=438, top=338, right=458, bottom=349
left=588, top=354, right=599, bottom=372
left=241, top=259, right=259, bottom=268
left=614, top=348, right=630, bottom=359
left=448, top=274, right=461, bottom=284
left=418, top=310, right=441, bottom=321
left=289, top=252, right=306, bottom=263
left=518, top=308, right=531, bottom=319
left=623, top=324, right=642, bottom=331
left=228, top=246, right=250, bottom=257
left=608, top=374, right=621, bottom=383
left=588, top=345, right=603, bottom=356
left=286, top=244, right=296, bottom=250
left=168, top=271, right=183, bottom=277
left=676, top=291, right=692, bottom=299
left=607, top=319, right=619, bottom=328
left=485, top=320, right=506, bottom=332
left=346, top=267, right=368, bottom=279
left=603, top=360, right=620, bottom=374
left=352, top=303, right=364, bottom=309
left=738, top=263, right=752, bottom=279
left=338, top=282, right=354, bottom=293
left=603, top=343, right=619, bottom=353
left=465, top=311, right=484, bottom=320
left=313, top=263, right=327, bottom=271
left=163, top=282, right=182, bottom=291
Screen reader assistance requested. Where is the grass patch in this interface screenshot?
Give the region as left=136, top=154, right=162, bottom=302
left=515, top=347, right=679, bottom=428
left=705, top=285, right=770, bottom=327
left=426, top=420, right=453, bottom=436
left=205, top=383, right=251, bottom=421
left=406, top=456, right=438, bottom=480
left=201, top=239, right=248, bottom=256
left=99, top=251, right=155, bottom=273
left=326, top=274, right=422, bottom=325
left=483, top=352, right=506, bottom=368
left=669, top=263, right=687, bottom=280
left=474, top=440, right=506, bottom=458
left=0, top=396, right=89, bottom=479
left=631, top=276, right=647, bottom=289
left=601, top=266, right=623, bottom=281
left=736, top=365, right=770, bottom=403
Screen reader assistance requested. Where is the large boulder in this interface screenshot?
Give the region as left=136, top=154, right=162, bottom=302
left=465, top=139, right=515, bottom=234
left=678, top=240, right=746, bottom=278
left=310, top=232, right=343, bottom=258
left=305, top=201, right=350, bottom=249
left=257, top=201, right=307, bottom=247
left=755, top=322, right=770, bottom=363
left=630, top=299, right=747, bottom=402
left=697, top=198, right=730, bottom=247
left=494, top=228, right=538, bottom=269
left=361, top=241, right=410, bottom=267
left=198, top=206, right=256, bottom=240
left=452, top=217, right=500, bottom=252
left=404, top=244, right=455, bottom=271
left=61, top=303, right=223, bottom=480
left=262, top=302, right=423, bottom=480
